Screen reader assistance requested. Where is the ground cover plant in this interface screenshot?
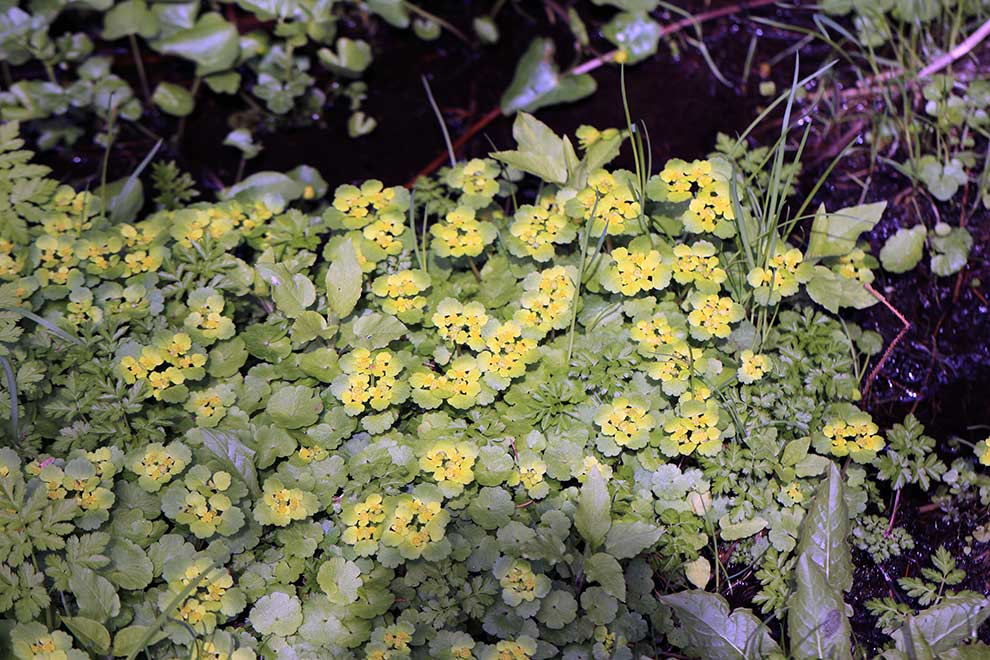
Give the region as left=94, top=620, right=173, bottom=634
left=3, top=59, right=990, bottom=658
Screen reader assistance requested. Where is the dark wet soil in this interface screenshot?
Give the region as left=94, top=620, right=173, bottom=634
left=20, top=0, right=990, bottom=654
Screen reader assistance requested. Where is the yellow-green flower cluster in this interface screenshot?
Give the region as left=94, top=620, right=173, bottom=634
left=341, top=493, right=386, bottom=556
left=661, top=398, right=723, bottom=456
left=508, top=453, right=549, bottom=498
left=160, top=557, right=244, bottom=634
left=430, top=206, right=497, bottom=258
left=410, top=355, right=486, bottom=410
left=432, top=298, right=489, bottom=350
left=371, top=269, right=431, bottom=322
left=629, top=308, right=688, bottom=358
left=738, top=350, right=771, bottom=384
left=575, top=125, right=620, bottom=150
left=834, top=246, right=874, bottom=283
left=507, top=193, right=576, bottom=262
left=818, top=409, right=885, bottom=463
left=658, top=159, right=715, bottom=202
left=600, top=238, right=671, bottom=296
left=184, top=287, right=236, bottom=345
left=514, top=266, right=576, bottom=335
left=125, top=440, right=191, bottom=492
left=420, top=441, right=478, bottom=495
left=163, top=465, right=246, bottom=539
left=332, top=348, right=407, bottom=415
left=253, top=477, right=318, bottom=526
left=494, top=557, right=551, bottom=606
left=169, top=200, right=274, bottom=248
left=480, top=637, right=537, bottom=660
left=329, top=179, right=408, bottom=230
left=685, top=292, right=744, bottom=340
left=184, top=383, right=237, bottom=428
left=747, top=246, right=813, bottom=305
left=381, top=495, right=450, bottom=560
left=366, top=622, right=416, bottom=660
left=671, top=240, right=726, bottom=291
left=118, top=332, right=207, bottom=400
left=11, top=622, right=88, bottom=660
left=568, top=169, right=641, bottom=236
left=595, top=396, right=656, bottom=450
left=38, top=449, right=119, bottom=529
left=446, top=158, right=501, bottom=208
left=477, top=320, right=539, bottom=388
left=656, top=159, right=735, bottom=236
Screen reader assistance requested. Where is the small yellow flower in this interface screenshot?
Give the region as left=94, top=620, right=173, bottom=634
left=661, top=399, right=722, bottom=456
left=433, top=298, right=489, bottom=350
left=686, top=293, right=744, bottom=340
left=738, top=350, right=770, bottom=384
left=595, top=397, right=656, bottom=449
left=601, top=245, right=671, bottom=296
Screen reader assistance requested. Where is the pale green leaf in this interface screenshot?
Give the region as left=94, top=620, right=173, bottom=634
left=806, top=201, right=886, bottom=259
left=661, top=590, right=781, bottom=659
left=879, top=225, right=927, bottom=274
left=574, top=467, right=611, bottom=550
left=584, top=552, right=625, bottom=601
left=326, top=238, right=362, bottom=319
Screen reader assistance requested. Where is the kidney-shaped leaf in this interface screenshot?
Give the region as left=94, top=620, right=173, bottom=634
left=154, top=13, right=239, bottom=76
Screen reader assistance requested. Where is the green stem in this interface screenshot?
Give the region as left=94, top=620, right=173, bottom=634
left=129, top=34, right=151, bottom=104
left=174, top=77, right=201, bottom=146
left=403, top=2, right=472, bottom=44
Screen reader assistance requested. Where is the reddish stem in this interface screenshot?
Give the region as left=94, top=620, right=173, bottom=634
left=862, top=282, right=911, bottom=398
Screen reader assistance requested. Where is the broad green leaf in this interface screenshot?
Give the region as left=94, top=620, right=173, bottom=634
left=204, top=70, right=241, bottom=94
left=661, top=590, right=781, bottom=659
left=499, top=38, right=597, bottom=116
left=537, top=590, right=578, bottom=629
left=491, top=112, right=571, bottom=185
left=719, top=515, right=768, bottom=541
left=190, top=428, right=260, bottom=496
left=366, top=0, right=410, bottom=27
left=317, top=557, right=363, bottom=606
left=111, top=626, right=163, bottom=657
left=879, top=225, right=927, bottom=273
left=892, top=594, right=990, bottom=653
left=103, top=0, right=159, bottom=39
left=154, top=13, right=239, bottom=76
left=342, top=313, right=407, bottom=350
left=467, top=487, right=514, bottom=529
left=326, top=239, right=362, bottom=319
left=249, top=591, right=303, bottom=637
left=223, top=128, right=263, bottom=159
left=684, top=557, right=711, bottom=589
left=318, top=38, right=373, bottom=77
left=788, top=554, right=853, bottom=660
left=152, top=82, right=194, bottom=117
left=265, top=385, right=323, bottom=430
left=584, top=552, right=625, bottom=601
left=107, top=539, right=153, bottom=590
left=62, top=616, right=110, bottom=655
left=605, top=520, right=663, bottom=559
left=916, top=156, right=967, bottom=201
left=930, top=227, right=973, bottom=277
left=69, top=566, right=120, bottom=623
left=272, top=272, right=316, bottom=318
left=806, top=201, right=886, bottom=259
left=805, top=266, right=878, bottom=313
left=574, top=467, right=611, bottom=550
left=220, top=171, right=303, bottom=202
left=796, top=462, right=853, bottom=591
left=602, top=12, right=661, bottom=64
